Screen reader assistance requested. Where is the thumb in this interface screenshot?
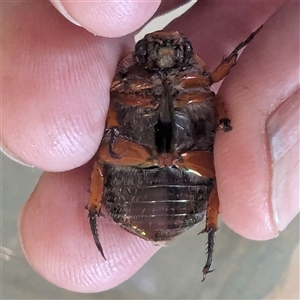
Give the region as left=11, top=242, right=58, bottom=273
left=50, top=0, right=161, bottom=37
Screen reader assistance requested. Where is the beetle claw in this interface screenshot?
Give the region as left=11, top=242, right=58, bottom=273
left=202, top=268, right=215, bottom=282
left=89, top=211, right=106, bottom=260
left=200, top=230, right=216, bottom=281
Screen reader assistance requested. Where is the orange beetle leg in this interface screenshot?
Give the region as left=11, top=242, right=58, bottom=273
left=86, top=161, right=106, bottom=259
left=173, top=90, right=214, bottom=108
left=112, top=93, right=157, bottom=109
left=173, top=150, right=219, bottom=281
left=174, top=73, right=212, bottom=89
left=173, top=151, right=215, bottom=178
left=99, top=138, right=157, bottom=168
left=210, top=54, right=238, bottom=84
left=211, top=25, right=263, bottom=83
left=203, top=185, right=219, bottom=233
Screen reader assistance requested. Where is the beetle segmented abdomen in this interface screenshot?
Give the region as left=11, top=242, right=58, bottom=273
left=103, top=165, right=213, bottom=241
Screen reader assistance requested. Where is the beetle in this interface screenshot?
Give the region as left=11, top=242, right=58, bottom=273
left=87, top=27, right=262, bottom=281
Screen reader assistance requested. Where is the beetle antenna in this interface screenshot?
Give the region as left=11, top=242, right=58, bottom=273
left=89, top=212, right=106, bottom=260
left=202, top=230, right=215, bottom=281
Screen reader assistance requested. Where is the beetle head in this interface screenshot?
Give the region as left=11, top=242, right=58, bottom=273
left=134, top=31, right=194, bottom=69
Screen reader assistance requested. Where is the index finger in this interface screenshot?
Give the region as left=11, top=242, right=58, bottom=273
left=2, top=1, right=133, bottom=172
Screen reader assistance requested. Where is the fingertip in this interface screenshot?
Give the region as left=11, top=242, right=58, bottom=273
left=51, top=0, right=82, bottom=27
left=1, top=143, right=34, bottom=168
left=51, top=0, right=161, bottom=37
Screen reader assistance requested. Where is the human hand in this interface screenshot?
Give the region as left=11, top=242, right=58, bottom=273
left=2, top=0, right=299, bottom=293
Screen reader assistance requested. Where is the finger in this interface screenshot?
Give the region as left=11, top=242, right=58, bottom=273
left=19, top=164, right=160, bottom=293
left=50, top=0, right=161, bottom=37
left=214, top=3, right=300, bottom=239
left=2, top=1, right=133, bottom=171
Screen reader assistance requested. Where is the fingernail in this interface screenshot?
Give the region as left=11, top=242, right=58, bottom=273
left=51, top=0, right=82, bottom=27
left=1, top=143, right=34, bottom=167
left=267, top=89, right=300, bottom=231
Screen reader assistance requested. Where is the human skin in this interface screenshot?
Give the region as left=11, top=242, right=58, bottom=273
left=1, top=0, right=299, bottom=293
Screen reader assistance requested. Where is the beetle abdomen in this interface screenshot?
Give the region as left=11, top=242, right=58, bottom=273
left=104, top=164, right=213, bottom=241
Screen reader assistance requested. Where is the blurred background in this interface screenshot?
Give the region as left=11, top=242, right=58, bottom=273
left=2, top=2, right=299, bottom=299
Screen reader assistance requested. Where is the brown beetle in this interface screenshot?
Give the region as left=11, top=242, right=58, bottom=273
left=87, top=27, right=262, bottom=281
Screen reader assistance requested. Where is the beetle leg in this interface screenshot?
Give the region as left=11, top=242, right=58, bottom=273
left=210, top=26, right=263, bottom=83
left=173, top=151, right=215, bottom=178
left=111, top=93, right=158, bottom=109
left=173, top=90, right=214, bottom=108
left=210, top=26, right=263, bottom=132
left=86, top=161, right=106, bottom=259
left=99, top=138, right=156, bottom=168
left=200, top=184, right=219, bottom=281
left=174, top=73, right=212, bottom=88
left=213, top=95, right=233, bottom=132
left=173, top=150, right=219, bottom=280
left=202, top=184, right=219, bottom=234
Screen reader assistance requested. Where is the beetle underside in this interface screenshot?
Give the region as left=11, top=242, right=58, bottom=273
left=87, top=26, right=262, bottom=281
